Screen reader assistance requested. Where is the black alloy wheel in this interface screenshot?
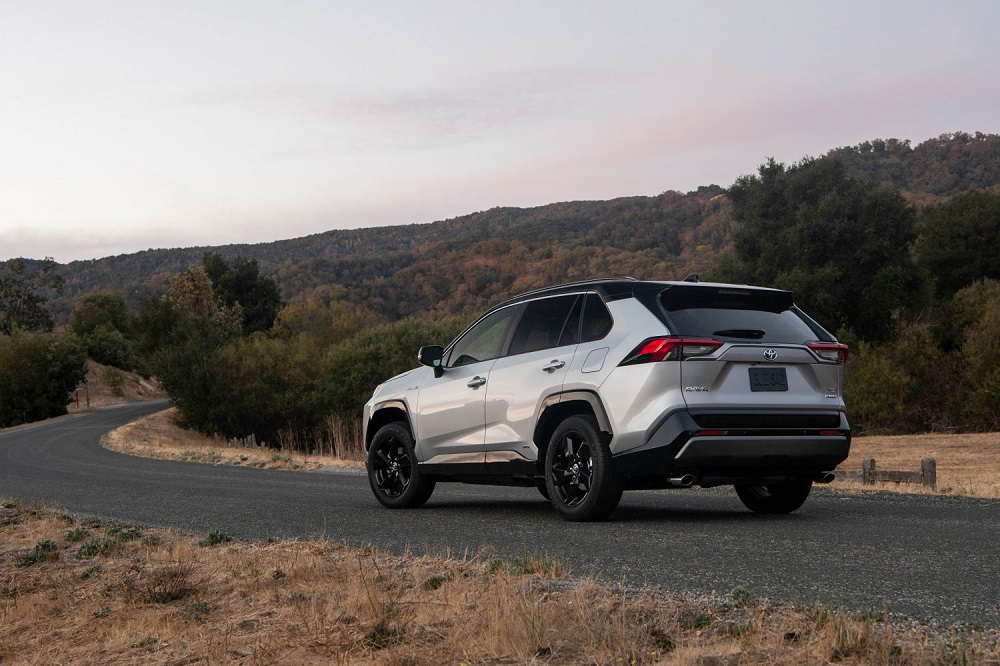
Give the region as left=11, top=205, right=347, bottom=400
left=550, top=431, right=595, bottom=507
left=544, top=414, right=623, bottom=521
left=367, top=422, right=435, bottom=509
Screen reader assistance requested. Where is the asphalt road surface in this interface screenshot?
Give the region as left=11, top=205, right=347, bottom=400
left=2, top=401, right=998, bottom=627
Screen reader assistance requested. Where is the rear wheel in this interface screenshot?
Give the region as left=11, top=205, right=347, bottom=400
left=545, top=415, right=622, bottom=521
left=367, top=422, right=435, bottom=509
left=734, top=478, right=812, bottom=514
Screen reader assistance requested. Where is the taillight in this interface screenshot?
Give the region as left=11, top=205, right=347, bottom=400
left=808, top=343, right=849, bottom=365
left=619, top=337, right=722, bottom=365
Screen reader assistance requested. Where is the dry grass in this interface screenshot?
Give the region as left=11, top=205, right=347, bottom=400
left=1, top=499, right=997, bottom=665
left=835, top=432, right=1000, bottom=498
left=109, top=410, right=1000, bottom=500
left=103, top=408, right=364, bottom=471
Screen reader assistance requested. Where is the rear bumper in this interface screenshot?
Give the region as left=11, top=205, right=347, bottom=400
left=613, top=408, right=851, bottom=487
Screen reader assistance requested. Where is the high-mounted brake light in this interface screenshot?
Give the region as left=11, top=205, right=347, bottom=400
left=619, top=337, right=722, bottom=365
left=807, top=343, right=849, bottom=365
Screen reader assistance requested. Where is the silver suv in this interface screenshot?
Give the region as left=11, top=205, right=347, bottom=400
left=363, top=278, right=850, bottom=521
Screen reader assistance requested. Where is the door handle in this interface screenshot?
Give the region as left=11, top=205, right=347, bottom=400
left=542, top=360, right=565, bottom=373
left=467, top=376, right=487, bottom=388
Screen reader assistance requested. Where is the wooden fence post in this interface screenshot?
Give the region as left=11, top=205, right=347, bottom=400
left=921, top=458, right=937, bottom=489
left=862, top=458, right=876, bottom=485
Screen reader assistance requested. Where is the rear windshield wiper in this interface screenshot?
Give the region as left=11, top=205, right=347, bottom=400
left=712, top=329, right=766, bottom=339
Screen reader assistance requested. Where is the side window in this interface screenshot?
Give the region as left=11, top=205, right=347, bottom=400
left=558, top=295, right=583, bottom=347
left=581, top=294, right=613, bottom=342
left=446, top=306, right=518, bottom=367
left=508, top=295, right=580, bottom=356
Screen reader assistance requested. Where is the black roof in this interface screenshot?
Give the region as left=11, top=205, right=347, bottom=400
left=493, top=277, right=643, bottom=308
left=494, top=276, right=775, bottom=307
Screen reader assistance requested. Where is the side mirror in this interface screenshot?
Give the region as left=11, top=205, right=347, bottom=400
left=417, top=345, right=444, bottom=370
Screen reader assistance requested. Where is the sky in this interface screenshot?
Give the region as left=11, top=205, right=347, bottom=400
left=2, top=1, right=999, bottom=263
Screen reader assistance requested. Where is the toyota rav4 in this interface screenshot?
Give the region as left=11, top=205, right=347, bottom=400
left=363, top=277, right=850, bottom=521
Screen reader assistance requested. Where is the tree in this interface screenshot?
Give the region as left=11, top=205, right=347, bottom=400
left=71, top=293, right=134, bottom=339
left=166, top=266, right=243, bottom=339
left=0, top=332, right=87, bottom=427
left=202, top=253, right=282, bottom=335
left=71, top=294, right=137, bottom=368
left=916, top=190, right=1000, bottom=297
left=149, top=310, right=230, bottom=434
left=952, top=279, right=1000, bottom=427
left=167, top=266, right=218, bottom=319
left=272, top=299, right=381, bottom=350
left=717, top=157, right=920, bottom=341
left=0, top=258, right=64, bottom=335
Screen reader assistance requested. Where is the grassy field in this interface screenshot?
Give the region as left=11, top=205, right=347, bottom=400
left=836, top=432, right=1000, bottom=498
left=2, top=499, right=997, bottom=665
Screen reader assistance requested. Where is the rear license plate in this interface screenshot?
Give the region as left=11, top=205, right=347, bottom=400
left=749, top=367, right=788, bottom=392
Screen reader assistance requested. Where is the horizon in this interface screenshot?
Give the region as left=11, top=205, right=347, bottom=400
left=3, top=1, right=999, bottom=263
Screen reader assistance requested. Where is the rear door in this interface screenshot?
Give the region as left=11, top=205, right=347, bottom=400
left=484, top=294, right=580, bottom=461
left=657, top=286, right=845, bottom=412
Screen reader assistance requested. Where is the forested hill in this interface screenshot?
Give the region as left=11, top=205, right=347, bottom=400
left=48, top=186, right=733, bottom=322
left=36, top=131, right=1000, bottom=322
left=828, top=131, right=1000, bottom=199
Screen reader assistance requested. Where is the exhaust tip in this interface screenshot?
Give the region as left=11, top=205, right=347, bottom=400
left=814, top=472, right=836, bottom=484
left=669, top=474, right=695, bottom=487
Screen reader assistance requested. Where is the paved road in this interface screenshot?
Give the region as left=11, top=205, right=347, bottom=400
left=2, top=401, right=998, bottom=627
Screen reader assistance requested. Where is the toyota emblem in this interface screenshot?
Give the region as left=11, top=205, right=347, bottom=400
left=763, top=349, right=778, bottom=361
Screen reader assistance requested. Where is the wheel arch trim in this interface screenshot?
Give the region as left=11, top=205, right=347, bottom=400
left=366, top=400, right=412, bottom=449
left=537, top=390, right=613, bottom=435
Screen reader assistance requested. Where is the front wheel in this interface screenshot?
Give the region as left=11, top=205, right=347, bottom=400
left=367, top=422, right=435, bottom=509
left=545, top=415, right=623, bottom=521
left=734, top=479, right=812, bottom=514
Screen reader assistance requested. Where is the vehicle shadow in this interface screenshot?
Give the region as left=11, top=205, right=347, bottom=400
left=421, top=493, right=806, bottom=524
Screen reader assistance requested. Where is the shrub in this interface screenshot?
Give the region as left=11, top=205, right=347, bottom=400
left=321, top=316, right=466, bottom=419
left=845, top=322, right=959, bottom=433
left=199, top=530, right=232, bottom=547
left=844, top=342, right=910, bottom=433
left=20, top=540, right=59, bottom=567
left=85, top=324, right=135, bottom=369
left=77, top=537, right=112, bottom=559
left=955, top=280, right=1000, bottom=427
left=101, top=366, right=126, bottom=397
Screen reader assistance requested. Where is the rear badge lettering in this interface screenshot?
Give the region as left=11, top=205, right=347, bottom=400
left=684, top=386, right=710, bottom=392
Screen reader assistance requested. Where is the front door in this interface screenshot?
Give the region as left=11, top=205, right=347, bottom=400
left=413, top=305, right=520, bottom=464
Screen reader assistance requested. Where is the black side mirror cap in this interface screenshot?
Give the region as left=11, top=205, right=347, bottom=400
left=417, top=345, right=444, bottom=368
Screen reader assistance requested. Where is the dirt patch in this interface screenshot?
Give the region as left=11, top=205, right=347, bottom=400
left=67, top=360, right=165, bottom=412
left=1, top=499, right=996, bottom=665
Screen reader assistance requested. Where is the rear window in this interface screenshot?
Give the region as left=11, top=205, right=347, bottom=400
left=658, top=285, right=830, bottom=343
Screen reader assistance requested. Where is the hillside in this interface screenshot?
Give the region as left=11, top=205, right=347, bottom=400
left=26, top=131, right=1000, bottom=323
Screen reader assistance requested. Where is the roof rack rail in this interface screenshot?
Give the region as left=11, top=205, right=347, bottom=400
left=491, top=277, right=639, bottom=307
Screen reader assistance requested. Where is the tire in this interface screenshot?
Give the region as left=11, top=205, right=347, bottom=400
left=535, top=480, right=550, bottom=500
left=367, top=422, right=435, bottom=509
left=544, top=414, right=623, bottom=522
left=734, top=479, right=813, bottom=514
